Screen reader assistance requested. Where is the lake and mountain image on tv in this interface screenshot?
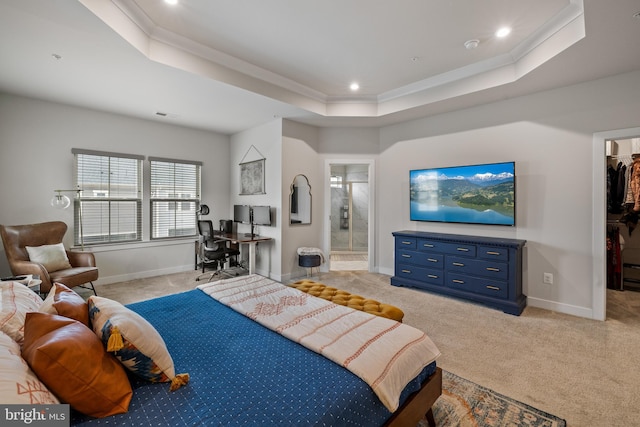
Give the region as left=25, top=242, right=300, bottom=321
left=410, top=162, right=515, bottom=226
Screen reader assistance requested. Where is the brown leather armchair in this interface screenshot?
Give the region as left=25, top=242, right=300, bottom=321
left=0, top=221, right=98, bottom=295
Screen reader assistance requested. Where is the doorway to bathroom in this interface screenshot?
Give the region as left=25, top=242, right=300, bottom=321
left=329, top=163, right=369, bottom=271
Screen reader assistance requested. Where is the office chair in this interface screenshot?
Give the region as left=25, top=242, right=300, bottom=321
left=196, top=220, right=240, bottom=282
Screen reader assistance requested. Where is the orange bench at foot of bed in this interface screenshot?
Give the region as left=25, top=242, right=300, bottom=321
left=290, top=280, right=404, bottom=322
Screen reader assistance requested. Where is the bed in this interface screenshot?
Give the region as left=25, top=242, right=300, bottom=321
left=71, top=275, right=442, bottom=426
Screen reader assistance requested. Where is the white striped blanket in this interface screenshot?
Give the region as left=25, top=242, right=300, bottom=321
left=197, top=275, right=441, bottom=412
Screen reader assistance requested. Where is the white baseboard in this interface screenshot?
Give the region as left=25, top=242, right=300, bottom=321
left=378, top=266, right=393, bottom=276
left=94, top=265, right=194, bottom=287
left=525, top=296, right=594, bottom=319
left=96, top=265, right=289, bottom=287
left=381, top=266, right=596, bottom=320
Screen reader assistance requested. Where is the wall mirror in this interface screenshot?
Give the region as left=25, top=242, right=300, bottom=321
left=290, top=174, right=311, bottom=225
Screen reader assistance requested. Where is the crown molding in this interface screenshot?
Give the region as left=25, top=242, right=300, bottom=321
left=80, top=0, right=584, bottom=118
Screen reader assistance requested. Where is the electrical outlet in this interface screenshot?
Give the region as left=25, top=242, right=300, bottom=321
left=543, top=272, right=554, bottom=285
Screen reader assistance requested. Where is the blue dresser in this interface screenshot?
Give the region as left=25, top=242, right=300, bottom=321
left=391, top=231, right=527, bottom=315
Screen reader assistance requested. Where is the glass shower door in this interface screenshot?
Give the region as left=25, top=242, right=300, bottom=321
left=330, top=181, right=368, bottom=270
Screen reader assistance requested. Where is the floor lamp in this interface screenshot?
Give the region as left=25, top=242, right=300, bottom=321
left=51, top=187, right=84, bottom=250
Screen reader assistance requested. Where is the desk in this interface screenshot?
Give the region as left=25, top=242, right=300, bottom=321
left=216, top=233, right=273, bottom=275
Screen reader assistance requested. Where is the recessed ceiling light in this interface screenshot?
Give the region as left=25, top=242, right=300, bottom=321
left=350, top=82, right=360, bottom=91
left=164, top=0, right=178, bottom=5
left=495, top=27, right=511, bottom=38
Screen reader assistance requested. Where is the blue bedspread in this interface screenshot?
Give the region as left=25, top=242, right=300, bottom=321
left=71, top=289, right=435, bottom=426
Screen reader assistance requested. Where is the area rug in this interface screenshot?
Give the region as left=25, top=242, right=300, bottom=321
left=419, top=370, right=567, bottom=427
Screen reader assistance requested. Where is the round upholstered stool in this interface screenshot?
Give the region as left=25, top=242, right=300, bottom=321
left=298, top=254, right=321, bottom=277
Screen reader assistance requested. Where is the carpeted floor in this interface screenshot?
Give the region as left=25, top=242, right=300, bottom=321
left=85, top=270, right=640, bottom=427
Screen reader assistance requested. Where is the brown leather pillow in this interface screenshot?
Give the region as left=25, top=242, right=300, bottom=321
left=21, top=312, right=132, bottom=418
left=51, top=283, right=90, bottom=327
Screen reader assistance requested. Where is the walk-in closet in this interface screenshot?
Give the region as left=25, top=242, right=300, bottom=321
left=606, top=138, right=640, bottom=292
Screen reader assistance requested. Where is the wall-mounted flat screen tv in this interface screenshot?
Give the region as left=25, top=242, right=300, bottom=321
left=410, top=161, right=515, bottom=226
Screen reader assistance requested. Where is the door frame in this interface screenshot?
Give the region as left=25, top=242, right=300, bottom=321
left=323, top=159, right=375, bottom=272
left=592, top=126, right=640, bottom=320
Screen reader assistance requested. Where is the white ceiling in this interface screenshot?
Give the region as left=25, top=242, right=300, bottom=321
left=0, top=0, right=639, bottom=134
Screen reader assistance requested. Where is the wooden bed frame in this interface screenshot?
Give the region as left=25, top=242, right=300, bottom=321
left=385, top=367, right=442, bottom=427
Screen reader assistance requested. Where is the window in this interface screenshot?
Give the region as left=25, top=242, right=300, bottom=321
left=331, top=175, right=343, bottom=188
left=73, top=149, right=143, bottom=245
left=150, top=157, right=202, bottom=239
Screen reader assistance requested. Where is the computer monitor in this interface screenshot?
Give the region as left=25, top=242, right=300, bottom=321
left=233, top=205, right=251, bottom=224
left=251, top=206, right=272, bottom=226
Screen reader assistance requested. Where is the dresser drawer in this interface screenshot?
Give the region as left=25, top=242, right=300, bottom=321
left=396, top=263, right=444, bottom=286
left=396, top=237, right=417, bottom=250
left=446, top=256, right=508, bottom=280
left=417, top=239, right=477, bottom=257
left=417, top=239, right=448, bottom=253
left=478, top=246, right=509, bottom=261
left=440, top=242, right=477, bottom=257
left=446, top=273, right=509, bottom=299
left=397, top=249, right=444, bottom=269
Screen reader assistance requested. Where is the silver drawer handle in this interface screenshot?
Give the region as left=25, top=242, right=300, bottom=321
left=486, top=267, right=500, bottom=272
left=452, top=262, right=465, bottom=267
left=402, top=269, right=411, bottom=273
left=427, top=258, right=438, bottom=262
left=486, top=285, right=500, bottom=291
left=457, top=248, right=469, bottom=252
left=486, top=251, right=501, bottom=255
left=423, top=243, right=434, bottom=247
left=401, top=241, right=412, bottom=245
left=427, top=274, right=439, bottom=279
left=402, top=254, right=411, bottom=258
left=452, top=279, right=465, bottom=284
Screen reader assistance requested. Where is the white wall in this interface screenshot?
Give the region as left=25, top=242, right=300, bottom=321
left=230, top=119, right=283, bottom=279
left=4, top=69, right=640, bottom=320
left=280, top=120, right=323, bottom=280
left=0, top=93, right=230, bottom=284
left=318, top=127, right=380, bottom=155
left=377, top=70, right=640, bottom=319
left=281, top=137, right=323, bottom=280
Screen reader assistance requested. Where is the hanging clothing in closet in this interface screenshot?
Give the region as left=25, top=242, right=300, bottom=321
left=606, top=224, right=623, bottom=290
left=607, top=162, right=626, bottom=214
left=629, top=157, right=640, bottom=212
left=625, top=160, right=635, bottom=205
left=615, top=156, right=640, bottom=235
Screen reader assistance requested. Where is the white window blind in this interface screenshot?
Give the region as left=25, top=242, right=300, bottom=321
left=73, top=149, right=143, bottom=245
left=150, top=157, right=202, bottom=239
